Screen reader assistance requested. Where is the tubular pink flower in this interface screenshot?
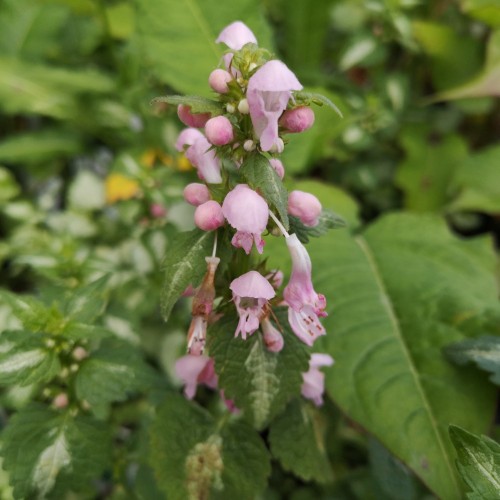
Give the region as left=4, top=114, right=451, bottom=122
left=216, top=21, right=257, bottom=50
left=175, top=355, right=218, bottom=399
left=183, top=183, right=210, bottom=206
left=261, top=318, right=284, bottom=353
left=177, top=105, right=210, bottom=128
left=266, top=269, right=284, bottom=289
left=301, top=353, right=334, bottom=406
left=222, top=184, right=269, bottom=254
left=269, top=158, right=285, bottom=179
left=288, top=190, right=322, bottom=227
left=284, top=234, right=327, bottom=346
left=230, top=271, right=275, bottom=339
left=280, top=106, right=315, bottom=133
left=175, top=128, right=204, bottom=152
left=205, top=116, right=234, bottom=146
left=194, top=200, right=225, bottom=231
left=247, top=60, right=302, bottom=152
left=209, top=69, right=232, bottom=94
left=186, top=137, right=222, bottom=184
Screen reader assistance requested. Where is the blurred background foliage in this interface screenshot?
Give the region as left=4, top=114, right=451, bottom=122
left=0, top=0, right=499, bottom=498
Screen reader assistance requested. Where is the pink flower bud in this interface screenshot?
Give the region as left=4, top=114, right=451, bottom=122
left=280, top=106, right=315, bottom=133
left=53, top=393, right=69, bottom=409
left=177, top=104, right=211, bottom=128
left=150, top=203, right=167, bottom=218
left=72, top=346, right=88, bottom=361
left=209, top=69, right=232, bottom=94
left=205, top=116, right=234, bottom=146
left=262, top=318, right=284, bottom=352
left=288, top=190, right=322, bottom=227
left=269, top=158, right=285, bottom=179
left=194, top=200, right=225, bottom=231
left=184, top=183, right=211, bottom=206
left=301, top=353, right=334, bottom=406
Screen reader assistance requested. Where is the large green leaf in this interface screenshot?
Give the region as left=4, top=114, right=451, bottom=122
left=135, top=0, right=273, bottom=95
left=449, top=425, right=500, bottom=499
left=308, top=213, right=499, bottom=499
left=148, top=394, right=270, bottom=500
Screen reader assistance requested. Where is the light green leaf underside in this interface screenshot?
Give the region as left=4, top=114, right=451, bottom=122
left=308, top=212, right=498, bottom=500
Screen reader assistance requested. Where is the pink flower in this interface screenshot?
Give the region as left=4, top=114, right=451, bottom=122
left=177, top=105, right=211, bottom=128
left=266, top=269, right=284, bottom=289
left=150, top=203, right=167, bottom=218
left=269, top=158, right=285, bottom=179
left=194, top=200, right=225, bottom=231
left=261, top=318, right=284, bottom=352
left=216, top=21, right=257, bottom=50
left=175, top=128, right=204, bottom=152
left=222, top=184, right=269, bottom=254
left=301, top=353, right=334, bottom=406
left=230, top=270, right=275, bottom=339
left=280, top=106, right=315, bottom=133
left=288, top=190, right=322, bottom=227
left=185, top=136, right=222, bottom=184
left=247, top=60, right=302, bottom=152
left=284, top=234, right=327, bottom=346
left=175, top=355, right=218, bottom=399
left=209, top=69, right=233, bottom=94
left=205, top=116, right=234, bottom=146
left=183, top=183, right=210, bottom=206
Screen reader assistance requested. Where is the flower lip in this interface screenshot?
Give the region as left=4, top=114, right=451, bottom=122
left=230, top=270, right=275, bottom=300
left=216, top=21, right=257, bottom=49
left=248, top=60, right=302, bottom=92
left=175, top=128, right=204, bottom=152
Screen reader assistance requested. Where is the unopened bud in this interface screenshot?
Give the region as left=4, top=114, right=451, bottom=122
left=288, top=190, right=322, bottom=227
left=280, top=106, right=315, bottom=133
left=243, top=139, right=255, bottom=151
left=194, top=200, right=225, bottom=231
left=53, top=393, right=69, bottom=409
left=72, top=346, right=88, bottom=361
left=226, top=103, right=236, bottom=113
left=237, top=98, right=249, bottom=114
left=45, top=338, right=56, bottom=348
left=205, top=116, right=234, bottom=146
left=208, top=69, right=232, bottom=94
left=177, top=105, right=211, bottom=128
left=184, top=183, right=211, bottom=206
left=262, top=318, right=284, bottom=353
left=150, top=203, right=167, bottom=218
left=269, top=158, right=285, bottom=179
left=70, top=363, right=79, bottom=373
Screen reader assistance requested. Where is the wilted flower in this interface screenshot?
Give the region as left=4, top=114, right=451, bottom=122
left=185, top=136, right=222, bottom=184
left=247, top=60, right=302, bottom=152
left=175, top=355, right=218, bottom=399
left=288, top=190, right=322, bottom=227
left=284, top=234, right=327, bottom=346
left=230, top=270, right=275, bottom=339
left=301, top=353, right=334, bottom=406
left=222, top=184, right=269, bottom=254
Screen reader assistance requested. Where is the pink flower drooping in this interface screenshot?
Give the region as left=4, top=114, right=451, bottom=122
left=175, top=128, right=204, bottom=152
left=230, top=271, right=275, bottom=339
left=247, top=60, right=303, bottom=152
left=301, top=353, right=334, bottom=406
left=185, top=136, right=222, bottom=184
left=288, top=190, right=322, bottom=227
left=175, top=355, right=218, bottom=399
left=283, top=234, right=327, bottom=346
left=216, top=21, right=257, bottom=50
left=222, top=184, right=269, bottom=254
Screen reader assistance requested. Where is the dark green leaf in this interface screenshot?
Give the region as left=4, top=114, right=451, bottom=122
left=289, top=210, right=346, bottom=244
left=209, top=312, right=309, bottom=429
left=444, top=336, right=500, bottom=385
left=449, top=425, right=500, bottom=499
left=269, top=399, right=332, bottom=483
left=160, top=229, right=214, bottom=322
left=294, top=91, right=343, bottom=117
left=152, top=95, right=223, bottom=115
left=240, top=152, right=289, bottom=229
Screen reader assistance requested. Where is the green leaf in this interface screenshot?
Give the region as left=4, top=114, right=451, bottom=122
left=308, top=213, right=499, bottom=499
left=63, top=275, right=110, bottom=324
left=0, top=167, right=20, bottom=203
left=148, top=394, right=270, bottom=500
left=462, top=0, right=500, bottom=27
left=209, top=312, right=309, bottom=429
left=135, top=0, right=273, bottom=95
left=240, top=152, right=289, bottom=229
left=75, top=340, right=155, bottom=418
left=269, top=399, right=332, bottom=483
left=294, top=91, right=343, bottom=117
left=0, top=332, right=60, bottom=387
left=444, top=336, right=500, bottom=385
left=152, top=95, right=223, bottom=115
left=449, top=425, right=500, bottom=499
left=289, top=210, right=346, bottom=244
left=1, top=404, right=111, bottom=499
left=160, top=228, right=214, bottom=322
left=448, top=144, right=500, bottom=214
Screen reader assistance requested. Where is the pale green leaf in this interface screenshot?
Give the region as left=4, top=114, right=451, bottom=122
left=308, top=213, right=499, bottom=499
left=0, top=167, right=20, bottom=203
left=67, top=171, right=106, bottom=211
left=449, top=425, right=500, bottom=499
left=152, top=95, right=223, bottom=115
left=461, top=0, right=500, bottom=27
left=160, top=229, right=214, bottom=321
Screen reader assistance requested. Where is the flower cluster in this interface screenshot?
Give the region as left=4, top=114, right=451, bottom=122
left=170, top=21, right=333, bottom=407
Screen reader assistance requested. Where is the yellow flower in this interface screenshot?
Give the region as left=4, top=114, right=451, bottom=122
left=105, top=174, right=140, bottom=204
left=177, top=153, right=192, bottom=171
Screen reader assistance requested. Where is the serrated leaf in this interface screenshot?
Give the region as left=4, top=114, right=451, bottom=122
left=269, top=399, right=332, bottom=483
left=63, top=275, right=110, bottom=323
left=160, top=229, right=214, bottom=322
left=240, top=152, right=289, bottom=230
left=308, top=213, right=500, bottom=499
left=149, top=394, right=270, bottom=500
left=1, top=404, right=111, bottom=499
left=289, top=210, right=346, bottom=244
left=294, top=91, right=343, bottom=117
left=449, top=425, right=500, bottom=499
left=75, top=340, right=155, bottom=418
left=209, top=312, right=309, bottom=429
left=444, top=336, right=500, bottom=385
left=152, top=95, right=223, bottom=115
